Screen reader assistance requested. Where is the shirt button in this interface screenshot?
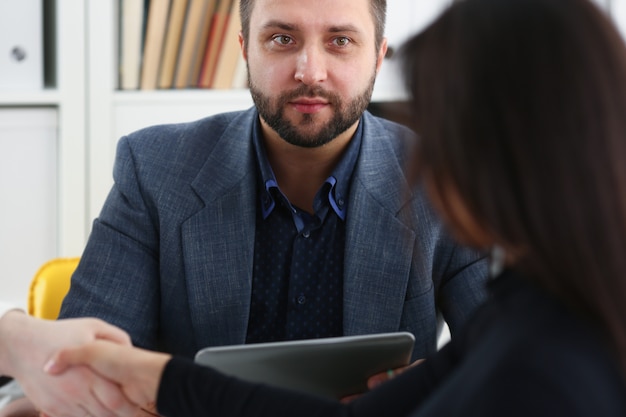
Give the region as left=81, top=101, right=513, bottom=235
left=303, top=231, right=310, bottom=238
left=297, top=295, right=306, bottom=305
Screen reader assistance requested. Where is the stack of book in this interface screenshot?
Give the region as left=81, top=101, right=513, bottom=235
left=119, top=0, right=247, bottom=91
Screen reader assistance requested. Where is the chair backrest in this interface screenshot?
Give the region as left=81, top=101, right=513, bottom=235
left=28, top=257, right=79, bottom=319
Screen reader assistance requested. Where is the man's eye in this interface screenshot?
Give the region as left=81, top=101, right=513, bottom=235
left=273, top=35, right=293, bottom=45
left=333, top=37, right=351, bottom=47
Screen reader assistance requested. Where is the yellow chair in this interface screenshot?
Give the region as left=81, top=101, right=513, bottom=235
left=28, top=257, right=80, bottom=319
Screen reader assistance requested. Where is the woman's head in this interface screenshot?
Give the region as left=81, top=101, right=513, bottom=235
left=402, top=0, right=626, bottom=368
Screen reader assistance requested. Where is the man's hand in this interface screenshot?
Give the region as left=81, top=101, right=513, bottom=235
left=0, top=311, right=137, bottom=417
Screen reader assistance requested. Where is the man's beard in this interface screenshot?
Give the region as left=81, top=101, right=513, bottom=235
left=249, top=72, right=376, bottom=148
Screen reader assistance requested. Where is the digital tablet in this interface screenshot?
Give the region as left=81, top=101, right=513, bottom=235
left=194, top=332, right=415, bottom=399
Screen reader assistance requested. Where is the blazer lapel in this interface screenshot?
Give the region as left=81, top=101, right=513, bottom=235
left=343, top=114, right=416, bottom=335
left=183, top=111, right=258, bottom=348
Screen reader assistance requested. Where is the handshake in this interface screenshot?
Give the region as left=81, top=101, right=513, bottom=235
left=0, top=310, right=168, bottom=417
left=0, top=311, right=413, bottom=417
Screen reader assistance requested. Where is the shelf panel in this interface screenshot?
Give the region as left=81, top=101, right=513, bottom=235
left=112, top=88, right=252, bottom=105
left=0, top=89, right=61, bottom=106
left=111, top=89, right=254, bottom=141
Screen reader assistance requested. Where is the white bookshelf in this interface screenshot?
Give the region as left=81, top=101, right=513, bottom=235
left=0, top=0, right=87, bottom=307
left=55, top=0, right=88, bottom=256
left=0, top=1, right=87, bottom=257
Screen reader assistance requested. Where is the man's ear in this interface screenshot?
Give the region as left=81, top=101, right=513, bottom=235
left=239, top=32, right=247, bottom=61
left=376, top=37, right=388, bottom=74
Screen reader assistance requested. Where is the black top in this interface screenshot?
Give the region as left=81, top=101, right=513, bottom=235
left=157, top=270, right=626, bottom=417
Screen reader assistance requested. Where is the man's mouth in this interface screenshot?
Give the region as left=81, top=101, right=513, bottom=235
left=289, top=98, right=329, bottom=114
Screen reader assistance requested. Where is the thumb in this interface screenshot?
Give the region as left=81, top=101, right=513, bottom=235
left=43, top=345, right=90, bottom=375
left=45, top=340, right=132, bottom=382
left=92, top=321, right=132, bottom=346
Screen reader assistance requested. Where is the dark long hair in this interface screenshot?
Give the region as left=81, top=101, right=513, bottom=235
left=401, top=0, right=626, bottom=375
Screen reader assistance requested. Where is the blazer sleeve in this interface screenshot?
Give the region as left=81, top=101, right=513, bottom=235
left=434, top=241, right=489, bottom=335
left=59, top=136, right=162, bottom=349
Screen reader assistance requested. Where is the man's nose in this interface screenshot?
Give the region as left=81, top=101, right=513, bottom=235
left=294, top=45, right=328, bottom=85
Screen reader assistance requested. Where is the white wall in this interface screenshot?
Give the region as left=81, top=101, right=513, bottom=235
left=373, top=0, right=452, bottom=101
left=610, top=0, right=626, bottom=39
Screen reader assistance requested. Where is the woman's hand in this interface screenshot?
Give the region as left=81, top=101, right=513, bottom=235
left=44, top=340, right=171, bottom=411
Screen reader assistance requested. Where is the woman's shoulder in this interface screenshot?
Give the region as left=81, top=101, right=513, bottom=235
left=457, top=271, right=626, bottom=416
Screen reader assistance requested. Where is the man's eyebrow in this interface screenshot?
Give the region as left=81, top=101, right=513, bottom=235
left=327, top=24, right=361, bottom=34
left=260, top=20, right=298, bottom=31
left=260, top=21, right=362, bottom=34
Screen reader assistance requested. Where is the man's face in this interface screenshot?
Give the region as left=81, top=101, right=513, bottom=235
left=241, top=0, right=387, bottom=148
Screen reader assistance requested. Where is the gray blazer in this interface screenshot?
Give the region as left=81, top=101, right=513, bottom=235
left=60, top=108, right=488, bottom=360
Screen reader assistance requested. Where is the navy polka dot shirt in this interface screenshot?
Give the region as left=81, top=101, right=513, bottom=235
left=246, top=118, right=363, bottom=343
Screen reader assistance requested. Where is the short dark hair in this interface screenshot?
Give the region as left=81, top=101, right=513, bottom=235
left=239, top=0, right=386, bottom=51
left=401, top=0, right=626, bottom=375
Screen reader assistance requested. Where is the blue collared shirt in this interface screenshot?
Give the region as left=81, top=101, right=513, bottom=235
left=246, top=117, right=363, bottom=343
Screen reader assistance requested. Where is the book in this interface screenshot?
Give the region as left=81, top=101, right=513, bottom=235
left=197, top=0, right=234, bottom=88
left=140, top=0, right=171, bottom=90
left=211, top=0, right=242, bottom=89
left=188, top=0, right=218, bottom=88
left=157, top=0, right=189, bottom=89
left=0, top=0, right=43, bottom=90
left=173, top=0, right=215, bottom=88
left=119, top=0, right=145, bottom=90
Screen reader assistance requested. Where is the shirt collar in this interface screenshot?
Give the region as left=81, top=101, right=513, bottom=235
left=253, top=115, right=363, bottom=221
